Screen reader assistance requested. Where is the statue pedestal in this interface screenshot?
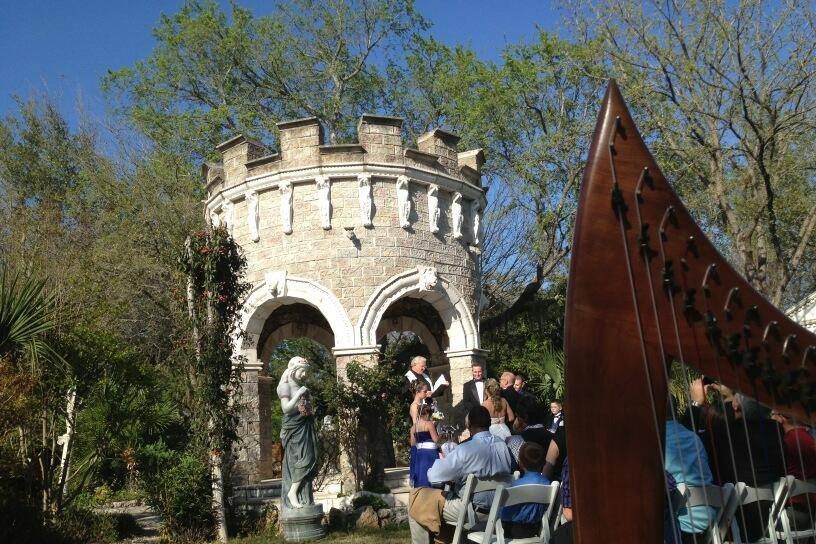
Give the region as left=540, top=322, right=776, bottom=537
left=281, top=504, right=326, bottom=542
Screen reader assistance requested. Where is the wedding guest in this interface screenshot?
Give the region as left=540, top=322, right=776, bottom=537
left=548, top=400, right=564, bottom=434
left=513, top=375, right=526, bottom=392
left=409, top=381, right=432, bottom=424
left=500, top=371, right=521, bottom=413
left=405, top=355, right=447, bottom=398
left=501, top=442, right=551, bottom=538
left=462, top=363, right=486, bottom=413
left=409, top=403, right=440, bottom=488
left=408, top=406, right=512, bottom=544
left=483, top=378, right=514, bottom=440
left=771, top=410, right=816, bottom=533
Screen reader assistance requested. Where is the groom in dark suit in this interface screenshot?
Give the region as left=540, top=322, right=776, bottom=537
left=461, top=363, right=486, bottom=413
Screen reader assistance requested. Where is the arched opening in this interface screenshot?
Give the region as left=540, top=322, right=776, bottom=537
left=255, top=303, right=338, bottom=481
left=374, top=297, right=452, bottom=468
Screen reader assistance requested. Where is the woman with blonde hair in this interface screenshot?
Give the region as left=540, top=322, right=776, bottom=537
left=482, top=378, right=514, bottom=440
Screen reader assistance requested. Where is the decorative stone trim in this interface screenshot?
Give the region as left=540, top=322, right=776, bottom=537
left=223, top=200, right=235, bottom=235
left=427, top=184, right=440, bottom=234
left=315, top=175, right=331, bottom=230
left=451, top=193, right=464, bottom=240
left=246, top=190, right=260, bottom=242
left=357, top=268, right=479, bottom=351
left=470, top=199, right=482, bottom=246
left=279, top=180, right=293, bottom=234
left=357, top=173, right=373, bottom=227
left=396, top=175, right=411, bottom=229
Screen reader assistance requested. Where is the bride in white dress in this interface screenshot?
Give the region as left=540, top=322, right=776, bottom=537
left=482, top=378, right=514, bottom=440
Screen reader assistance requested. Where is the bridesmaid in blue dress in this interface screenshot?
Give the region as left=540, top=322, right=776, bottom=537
left=409, top=403, right=439, bottom=487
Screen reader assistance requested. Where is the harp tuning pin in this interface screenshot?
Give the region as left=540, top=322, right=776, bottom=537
left=803, top=346, right=816, bottom=368
left=723, top=287, right=740, bottom=320
left=762, top=321, right=780, bottom=345
left=782, top=334, right=798, bottom=360
left=745, top=305, right=760, bottom=324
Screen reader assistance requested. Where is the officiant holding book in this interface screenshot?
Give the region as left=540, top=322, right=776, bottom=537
left=404, top=355, right=448, bottom=399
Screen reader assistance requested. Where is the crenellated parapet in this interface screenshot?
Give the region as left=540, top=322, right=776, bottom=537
left=204, top=114, right=486, bottom=246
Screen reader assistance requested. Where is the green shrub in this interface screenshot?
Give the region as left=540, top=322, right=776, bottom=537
left=352, top=494, right=389, bottom=512
left=50, top=507, right=139, bottom=543
left=138, top=443, right=215, bottom=541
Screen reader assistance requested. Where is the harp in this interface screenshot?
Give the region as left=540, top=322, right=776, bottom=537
left=564, top=81, right=816, bottom=542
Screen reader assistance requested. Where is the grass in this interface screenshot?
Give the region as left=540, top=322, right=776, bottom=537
left=227, top=525, right=410, bottom=544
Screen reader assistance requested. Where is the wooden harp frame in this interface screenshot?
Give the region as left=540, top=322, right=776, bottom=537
left=564, top=80, right=816, bottom=542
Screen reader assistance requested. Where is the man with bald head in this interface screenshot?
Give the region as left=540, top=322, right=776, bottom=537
left=500, top=371, right=521, bottom=413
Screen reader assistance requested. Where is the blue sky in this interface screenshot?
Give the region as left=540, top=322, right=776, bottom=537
left=0, top=1, right=561, bottom=126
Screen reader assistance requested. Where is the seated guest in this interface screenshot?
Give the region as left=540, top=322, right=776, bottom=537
left=771, top=410, right=816, bottom=532
left=686, top=379, right=783, bottom=541
left=501, top=442, right=552, bottom=538
left=515, top=396, right=551, bottom=450
left=665, top=416, right=716, bottom=543
left=551, top=457, right=573, bottom=544
left=408, top=406, right=512, bottom=544
left=552, top=458, right=679, bottom=544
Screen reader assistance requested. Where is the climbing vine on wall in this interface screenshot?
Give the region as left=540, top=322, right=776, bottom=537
left=178, top=226, right=250, bottom=483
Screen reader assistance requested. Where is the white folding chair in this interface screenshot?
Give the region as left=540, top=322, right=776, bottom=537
left=466, top=482, right=561, bottom=544
left=778, top=477, right=816, bottom=543
left=674, top=483, right=736, bottom=544
left=451, top=474, right=513, bottom=544
left=728, top=477, right=789, bottom=544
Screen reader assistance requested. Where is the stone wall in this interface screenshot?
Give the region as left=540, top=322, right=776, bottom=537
left=206, top=114, right=488, bottom=486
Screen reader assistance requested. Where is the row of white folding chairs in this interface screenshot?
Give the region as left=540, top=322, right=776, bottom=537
left=724, top=476, right=816, bottom=544
left=447, top=474, right=561, bottom=544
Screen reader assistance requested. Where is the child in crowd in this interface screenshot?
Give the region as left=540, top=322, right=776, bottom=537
left=501, top=442, right=551, bottom=538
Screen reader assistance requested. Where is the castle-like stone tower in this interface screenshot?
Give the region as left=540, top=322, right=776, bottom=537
left=204, top=115, right=486, bottom=484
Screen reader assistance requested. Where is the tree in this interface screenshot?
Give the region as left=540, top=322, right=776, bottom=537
left=578, top=0, right=816, bottom=306
left=104, top=0, right=426, bottom=159
left=388, top=34, right=608, bottom=330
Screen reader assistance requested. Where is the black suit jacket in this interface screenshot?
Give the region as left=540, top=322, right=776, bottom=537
left=461, top=379, right=483, bottom=412
left=501, top=386, right=521, bottom=413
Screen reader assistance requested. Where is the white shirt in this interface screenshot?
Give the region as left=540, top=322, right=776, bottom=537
left=475, top=380, right=485, bottom=403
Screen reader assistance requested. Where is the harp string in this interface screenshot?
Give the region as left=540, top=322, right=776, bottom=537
left=608, top=118, right=686, bottom=541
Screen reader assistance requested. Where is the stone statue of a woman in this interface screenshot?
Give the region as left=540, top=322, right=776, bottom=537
left=277, top=356, right=318, bottom=509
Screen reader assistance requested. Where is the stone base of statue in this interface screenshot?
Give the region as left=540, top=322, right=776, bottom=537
left=281, top=504, right=326, bottom=542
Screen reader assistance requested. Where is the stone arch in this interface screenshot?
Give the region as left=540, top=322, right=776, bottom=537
left=376, top=315, right=442, bottom=358
left=357, top=267, right=479, bottom=352
left=259, top=322, right=335, bottom=363
left=241, top=274, right=354, bottom=370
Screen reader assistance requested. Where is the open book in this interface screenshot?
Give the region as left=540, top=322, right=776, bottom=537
left=405, top=370, right=448, bottom=394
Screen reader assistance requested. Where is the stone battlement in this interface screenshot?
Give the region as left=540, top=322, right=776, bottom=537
left=204, top=115, right=484, bottom=195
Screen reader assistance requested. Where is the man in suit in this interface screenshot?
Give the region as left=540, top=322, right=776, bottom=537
left=500, top=371, right=521, bottom=413
left=461, top=363, right=485, bottom=413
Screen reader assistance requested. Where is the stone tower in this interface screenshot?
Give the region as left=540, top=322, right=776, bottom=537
left=204, top=115, right=486, bottom=484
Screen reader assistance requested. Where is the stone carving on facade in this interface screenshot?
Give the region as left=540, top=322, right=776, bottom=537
left=209, top=207, right=221, bottom=229
left=427, top=184, right=440, bottom=234
left=246, top=190, right=260, bottom=242
left=417, top=266, right=438, bottom=292
left=451, top=192, right=464, bottom=240
left=315, top=176, right=331, bottom=230
left=471, top=199, right=482, bottom=246
left=358, top=174, right=373, bottom=227
left=280, top=180, right=294, bottom=234
left=223, top=201, right=235, bottom=235
left=396, top=175, right=411, bottom=229
left=265, top=270, right=288, bottom=298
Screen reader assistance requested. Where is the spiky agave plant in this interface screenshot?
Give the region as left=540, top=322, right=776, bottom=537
left=0, top=265, right=62, bottom=371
